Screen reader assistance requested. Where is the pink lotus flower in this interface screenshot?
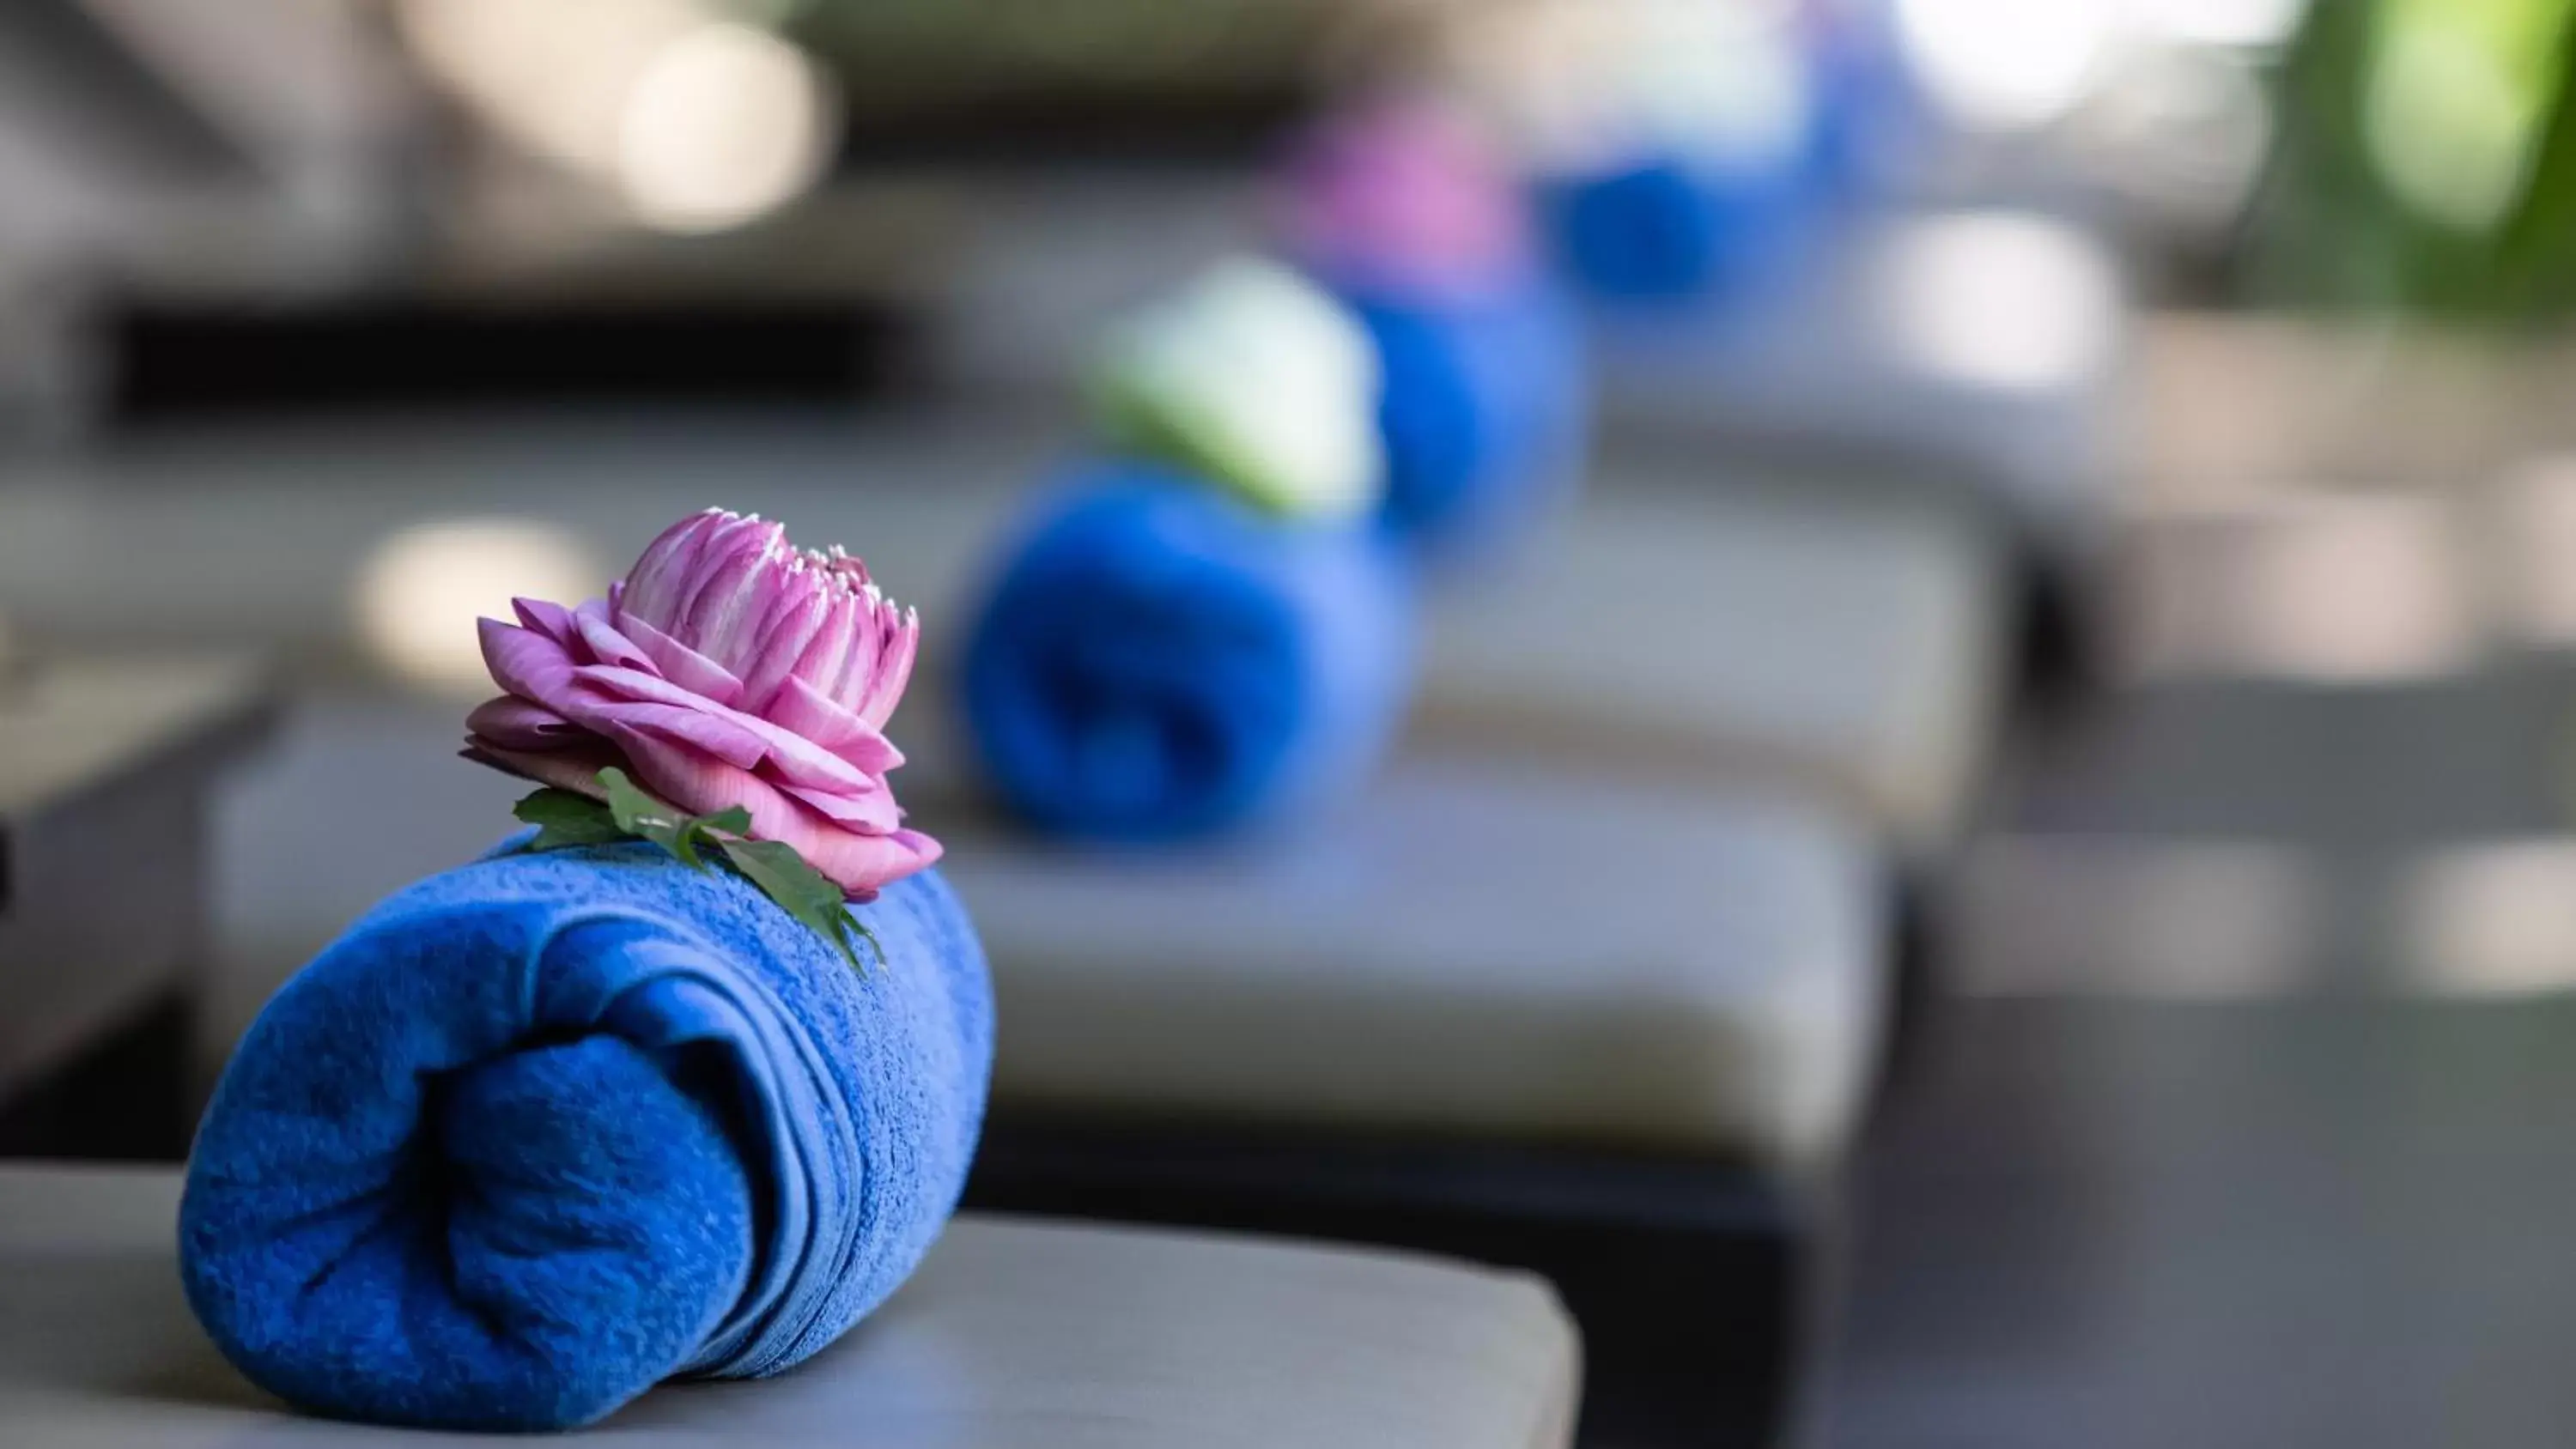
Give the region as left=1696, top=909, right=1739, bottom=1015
left=465, top=507, right=939, bottom=899
left=1277, top=97, right=1534, bottom=298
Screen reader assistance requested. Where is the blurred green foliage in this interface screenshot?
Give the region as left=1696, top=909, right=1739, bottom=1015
left=2251, top=0, right=2576, bottom=321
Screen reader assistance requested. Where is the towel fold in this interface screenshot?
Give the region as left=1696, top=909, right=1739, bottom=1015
left=961, top=466, right=1413, bottom=840
left=1344, top=276, right=1588, bottom=551
left=179, top=843, right=993, bottom=1433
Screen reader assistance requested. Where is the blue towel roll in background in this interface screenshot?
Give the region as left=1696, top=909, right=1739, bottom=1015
left=1801, top=9, right=1917, bottom=204
left=1344, top=276, right=1589, bottom=553
left=962, top=466, right=1414, bottom=840
left=1545, top=155, right=1816, bottom=305
left=180, top=842, right=993, bottom=1432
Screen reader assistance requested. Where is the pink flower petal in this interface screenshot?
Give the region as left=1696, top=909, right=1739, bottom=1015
left=825, top=549, right=872, bottom=590
left=784, top=811, right=942, bottom=898
left=844, top=828, right=943, bottom=898
left=789, top=591, right=862, bottom=711
left=676, top=516, right=784, bottom=654
left=465, top=695, right=586, bottom=750
left=738, top=581, right=829, bottom=712
left=609, top=724, right=935, bottom=895
left=827, top=591, right=885, bottom=708
left=593, top=706, right=775, bottom=777
left=768, top=675, right=903, bottom=774
left=611, top=607, right=746, bottom=709
left=712, top=543, right=804, bottom=669
left=781, top=780, right=902, bottom=833
left=793, top=812, right=942, bottom=899
left=570, top=664, right=883, bottom=796
left=621, top=510, right=725, bottom=632
left=511, top=597, right=583, bottom=650
left=479, top=617, right=582, bottom=708
left=602, top=719, right=755, bottom=815
left=572, top=600, right=659, bottom=676
left=477, top=721, right=941, bottom=895
left=856, top=606, right=920, bottom=732
left=462, top=737, right=621, bottom=798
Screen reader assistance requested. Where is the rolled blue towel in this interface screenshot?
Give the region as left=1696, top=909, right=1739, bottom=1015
left=1345, top=276, right=1589, bottom=553
left=179, top=843, right=993, bottom=1432
left=1801, top=9, right=1918, bottom=203
left=961, top=464, right=1413, bottom=840
left=1545, top=155, right=1814, bottom=305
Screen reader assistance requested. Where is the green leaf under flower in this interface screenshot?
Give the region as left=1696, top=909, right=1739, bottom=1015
left=715, top=836, right=881, bottom=975
left=599, top=767, right=717, bottom=868
left=512, top=788, right=629, bottom=852
left=511, top=769, right=878, bottom=973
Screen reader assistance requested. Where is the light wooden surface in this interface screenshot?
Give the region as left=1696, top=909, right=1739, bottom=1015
left=0, top=1164, right=1579, bottom=1449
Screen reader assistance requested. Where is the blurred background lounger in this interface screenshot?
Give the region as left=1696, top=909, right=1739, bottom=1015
left=921, top=755, right=1886, bottom=1449
left=1577, top=205, right=2126, bottom=680
left=932, top=174, right=2105, bottom=696
left=0, top=653, right=276, bottom=1159
left=0, top=1164, right=1581, bottom=1449
left=0, top=410, right=2011, bottom=852
left=1413, top=477, right=2007, bottom=852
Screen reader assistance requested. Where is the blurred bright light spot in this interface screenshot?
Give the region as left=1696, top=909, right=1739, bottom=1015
left=615, top=21, right=835, bottom=233
left=395, top=0, right=835, bottom=233
left=2129, top=494, right=2477, bottom=682
left=2127, top=0, right=2309, bottom=48
left=1874, top=212, right=2120, bottom=393
left=1895, top=0, right=2121, bottom=130
left=2237, top=494, right=2475, bottom=682
left=2494, top=458, right=2576, bottom=646
left=2076, top=43, right=2273, bottom=230
left=2402, top=840, right=2576, bottom=997
left=395, top=0, right=702, bottom=173
left=355, top=519, right=603, bottom=694
left=1953, top=836, right=2315, bottom=996
left=1619, top=0, right=1813, bottom=173
left=2364, top=3, right=2561, bottom=233
left=1443, top=0, right=1813, bottom=174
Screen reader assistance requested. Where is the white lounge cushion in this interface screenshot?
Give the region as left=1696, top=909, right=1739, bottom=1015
left=931, top=756, right=1888, bottom=1170
left=1588, top=209, right=2126, bottom=558
left=212, top=709, right=1885, bottom=1170
left=0, top=1165, right=1579, bottom=1449
left=1417, top=484, right=2006, bottom=847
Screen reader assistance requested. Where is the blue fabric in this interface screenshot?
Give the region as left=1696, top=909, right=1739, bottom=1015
left=1545, top=155, right=1816, bottom=305
left=962, top=465, right=1413, bottom=840
left=1803, top=16, right=1920, bottom=203
left=179, top=846, right=993, bottom=1433
left=1341, top=276, right=1589, bottom=554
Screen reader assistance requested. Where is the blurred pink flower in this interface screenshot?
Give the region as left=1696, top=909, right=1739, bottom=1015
left=466, top=507, right=939, bottom=899
left=1277, top=96, right=1534, bottom=297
